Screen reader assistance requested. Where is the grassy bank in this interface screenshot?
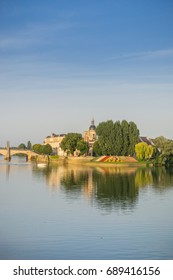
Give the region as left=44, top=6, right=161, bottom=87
left=47, top=155, right=151, bottom=167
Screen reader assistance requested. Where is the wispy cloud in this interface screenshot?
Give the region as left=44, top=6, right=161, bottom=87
left=106, top=49, right=173, bottom=61
left=0, top=20, right=77, bottom=50
left=0, top=37, right=40, bottom=49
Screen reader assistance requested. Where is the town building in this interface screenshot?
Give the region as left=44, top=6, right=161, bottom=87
left=84, top=119, right=97, bottom=156
left=44, top=119, right=97, bottom=157
left=139, top=136, right=155, bottom=146
left=44, top=133, right=66, bottom=156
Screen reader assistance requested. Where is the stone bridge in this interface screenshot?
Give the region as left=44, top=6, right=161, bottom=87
left=0, top=146, right=39, bottom=161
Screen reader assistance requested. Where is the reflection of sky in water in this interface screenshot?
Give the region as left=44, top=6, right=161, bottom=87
left=0, top=158, right=173, bottom=260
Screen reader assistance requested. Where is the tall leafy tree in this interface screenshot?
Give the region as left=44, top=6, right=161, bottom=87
left=128, top=121, right=139, bottom=156
left=76, top=139, right=89, bottom=155
left=93, top=140, right=102, bottom=156
left=41, top=144, right=53, bottom=155
left=96, top=120, right=115, bottom=155
left=121, top=120, right=129, bottom=155
left=60, top=133, right=82, bottom=155
left=114, top=121, right=123, bottom=155
left=27, top=141, right=32, bottom=150
left=96, top=119, right=140, bottom=156
left=32, top=144, right=52, bottom=155
left=135, top=142, right=154, bottom=160
left=152, top=136, right=173, bottom=166
left=153, top=136, right=173, bottom=156
left=32, top=144, right=42, bottom=153
left=18, top=143, right=26, bottom=150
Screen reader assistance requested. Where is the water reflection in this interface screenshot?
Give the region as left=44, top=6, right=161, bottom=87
left=135, top=167, right=173, bottom=190
left=32, top=163, right=173, bottom=210
left=0, top=157, right=30, bottom=174
left=1, top=158, right=173, bottom=260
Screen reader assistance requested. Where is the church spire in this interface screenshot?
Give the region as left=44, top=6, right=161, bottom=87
left=91, top=118, right=95, bottom=126
left=89, top=118, right=96, bottom=130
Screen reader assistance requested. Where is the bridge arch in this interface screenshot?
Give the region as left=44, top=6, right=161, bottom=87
left=0, top=150, right=6, bottom=157
left=10, top=150, right=29, bottom=156
left=10, top=151, right=30, bottom=161
left=10, top=150, right=38, bottom=161
left=0, top=148, right=39, bottom=161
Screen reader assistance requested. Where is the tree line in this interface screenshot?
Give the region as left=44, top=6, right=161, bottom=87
left=152, top=136, right=173, bottom=166
left=18, top=141, right=53, bottom=155
left=93, top=120, right=139, bottom=156
left=59, top=120, right=140, bottom=157
left=17, top=121, right=173, bottom=165
left=134, top=136, right=173, bottom=165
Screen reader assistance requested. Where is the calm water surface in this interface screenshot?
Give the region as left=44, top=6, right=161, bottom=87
left=0, top=156, right=173, bottom=260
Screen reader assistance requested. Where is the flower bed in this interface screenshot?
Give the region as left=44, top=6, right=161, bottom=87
left=97, top=156, right=137, bottom=163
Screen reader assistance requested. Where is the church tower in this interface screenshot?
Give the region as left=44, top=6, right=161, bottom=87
left=84, top=119, right=97, bottom=156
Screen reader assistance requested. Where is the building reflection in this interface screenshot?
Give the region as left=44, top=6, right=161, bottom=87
left=32, top=163, right=173, bottom=210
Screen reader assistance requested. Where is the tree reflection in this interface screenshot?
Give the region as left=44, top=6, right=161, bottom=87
left=92, top=170, right=138, bottom=210
left=151, top=167, right=173, bottom=190
left=32, top=163, right=173, bottom=210
left=134, top=167, right=173, bottom=190
left=135, top=168, right=153, bottom=188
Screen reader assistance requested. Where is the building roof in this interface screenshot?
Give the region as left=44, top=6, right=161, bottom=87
left=140, top=137, right=155, bottom=146
left=46, top=133, right=66, bottom=139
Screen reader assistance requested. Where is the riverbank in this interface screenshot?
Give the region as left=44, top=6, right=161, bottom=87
left=66, top=156, right=151, bottom=167
left=35, top=155, right=151, bottom=167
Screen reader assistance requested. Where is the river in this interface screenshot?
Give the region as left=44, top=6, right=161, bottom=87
left=0, top=156, right=173, bottom=260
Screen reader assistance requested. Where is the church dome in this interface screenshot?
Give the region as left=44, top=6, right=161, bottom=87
left=89, top=119, right=96, bottom=130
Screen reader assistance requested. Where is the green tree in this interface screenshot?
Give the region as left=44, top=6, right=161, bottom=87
left=18, top=143, right=26, bottom=150
left=76, top=139, right=89, bottom=155
left=27, top=141, right=32, bottom=150
left=152, top=136, right=173, bottom=166
left=41, top=144, right=53, bottom=155
left=128, top=121, right=139, bottom=156
left=96, top=120, right=115, bottom=155
left=60, top=133, right=82, bottom=155
left=146, top=145, right=154, bottom=159
left=153, top=136, right=173, bottom=156
left=32, top=144, right=42, bottom=154
left=121, top=120, right=129, bottom=155
left=113, top=121, right=123, bottom=155
left=96, top=119, right=140, bottom=156
left=135, top=142, right=154, bottom=160
left=32, top=144, right=52, bottom=155
left=93, top=140, right=102, bottom=156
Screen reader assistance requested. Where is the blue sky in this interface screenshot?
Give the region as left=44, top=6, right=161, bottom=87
left=0, top=0, right=173, bottom=146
